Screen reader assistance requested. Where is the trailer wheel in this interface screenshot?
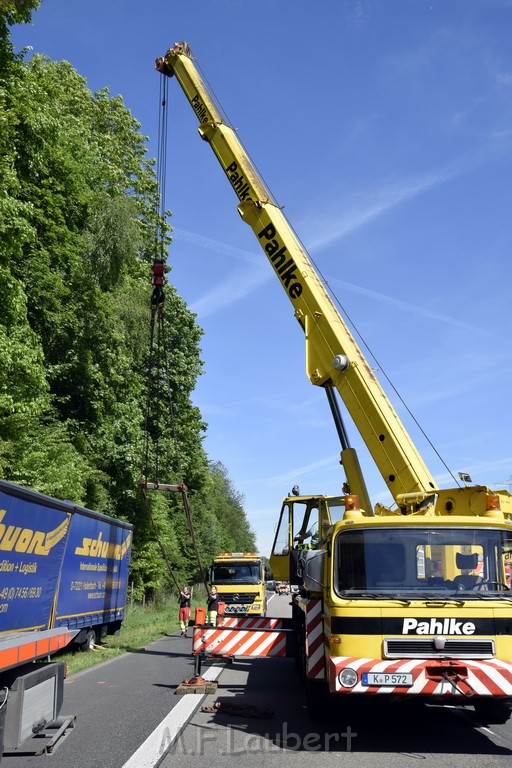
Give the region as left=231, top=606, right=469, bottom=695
left=473, top=698, right=512, bottom=725
left=79, top=629, right=97, bottom=652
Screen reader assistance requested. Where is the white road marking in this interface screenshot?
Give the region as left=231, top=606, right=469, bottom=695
left=121, top=665, right=222, bottom=768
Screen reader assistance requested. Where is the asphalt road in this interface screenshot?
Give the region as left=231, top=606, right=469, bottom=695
left=161, top=656, right=512, bottom=768
left=1, top=593, right=512, bottom=768
left=0, top=630, right=200, bottom=768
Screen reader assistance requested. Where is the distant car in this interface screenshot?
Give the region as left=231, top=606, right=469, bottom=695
left=276, top=582, right=290, bottom=595
left=265, top=580, right=275, bottom=591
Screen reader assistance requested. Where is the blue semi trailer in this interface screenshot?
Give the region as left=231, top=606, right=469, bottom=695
left=0, top=479, right=133, bottom=756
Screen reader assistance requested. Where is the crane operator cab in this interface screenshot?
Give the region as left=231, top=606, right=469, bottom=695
left=269, top=491, right=360, bottom=587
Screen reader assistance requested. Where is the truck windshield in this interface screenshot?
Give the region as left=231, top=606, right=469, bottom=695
left=211, top=562, right=262, bottom=585
left=334, top=526, right=512, bottom=598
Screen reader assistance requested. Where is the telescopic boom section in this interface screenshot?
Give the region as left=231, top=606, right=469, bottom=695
left=156, top=42, right=438, bottom=506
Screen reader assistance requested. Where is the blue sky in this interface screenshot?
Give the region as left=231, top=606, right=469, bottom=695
left=11, top=1, right=512, bottom=557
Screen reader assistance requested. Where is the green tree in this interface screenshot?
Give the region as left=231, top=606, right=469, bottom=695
left=0, top=9, right=255, bottom=595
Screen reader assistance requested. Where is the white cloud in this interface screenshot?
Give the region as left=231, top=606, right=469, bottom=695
left=327, top=277, right=486, bottom=334
left=188, top=266, right=268, bottom=317
left=304, top=165, right=462, bottom=252
left=265, top=456, right=339, bottom=488
left=172, top=227, right=262, bottom=267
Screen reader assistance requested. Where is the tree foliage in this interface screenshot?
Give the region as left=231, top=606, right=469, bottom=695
left=0, top=8, right=256, bottom=595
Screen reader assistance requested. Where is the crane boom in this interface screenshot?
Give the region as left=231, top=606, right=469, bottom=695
left=156, top=42, right=438, bottom=508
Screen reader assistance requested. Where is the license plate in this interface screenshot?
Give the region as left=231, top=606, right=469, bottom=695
left=362, top=672, right=413, bottom=687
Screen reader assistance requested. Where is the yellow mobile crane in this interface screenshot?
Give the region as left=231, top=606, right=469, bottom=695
left=156, top=42, right=512, bottom=724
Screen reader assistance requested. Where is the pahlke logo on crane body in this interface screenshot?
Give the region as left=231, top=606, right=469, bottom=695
left=191, top=93, right=209, bottom=124
left=225, top=161, right=254, bottom=204
left=257, top=223, right=303, bottom=300
left=224, top=159, right=304, bottom=301
left=402, top=618, right=476, bottom=635
left=223, top=157, right=304, bottom=299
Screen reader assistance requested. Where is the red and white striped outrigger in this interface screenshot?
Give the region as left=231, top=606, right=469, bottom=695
left=304, top=598, right=325, bottom=679
left=192, top=616, right=292, bottom=659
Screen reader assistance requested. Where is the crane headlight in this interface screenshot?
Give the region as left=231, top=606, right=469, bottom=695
left=339, top=668, right=358, bottom=688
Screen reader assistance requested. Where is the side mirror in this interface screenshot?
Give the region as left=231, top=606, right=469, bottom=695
left=302, top=550, right=325, bottom=592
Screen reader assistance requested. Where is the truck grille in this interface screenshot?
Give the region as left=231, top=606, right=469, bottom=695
left=219, top=592, right=257, bottom=605
left=384, top=638, right=495, bottom=659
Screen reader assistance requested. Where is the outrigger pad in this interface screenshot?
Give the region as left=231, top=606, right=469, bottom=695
left=175, top=678, right=218, bottom=695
